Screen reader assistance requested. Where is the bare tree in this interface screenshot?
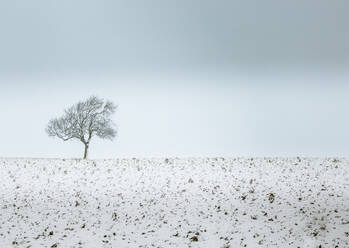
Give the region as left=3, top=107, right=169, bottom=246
left=46, top=96, right=117, bottom=159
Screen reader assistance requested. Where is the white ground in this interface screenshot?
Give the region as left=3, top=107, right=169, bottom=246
left=0, top=158, right=348, bottom=248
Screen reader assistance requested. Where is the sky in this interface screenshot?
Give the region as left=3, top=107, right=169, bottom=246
left=1, top=0, right=349, bottom=158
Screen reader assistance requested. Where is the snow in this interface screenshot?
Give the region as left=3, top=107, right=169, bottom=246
left=0, top=157, right=348, bottom=248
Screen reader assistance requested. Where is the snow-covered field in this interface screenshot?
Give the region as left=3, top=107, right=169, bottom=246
left=0, top=158, right=348, bottom=248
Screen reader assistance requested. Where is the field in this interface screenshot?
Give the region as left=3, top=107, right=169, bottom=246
left=0, top=158, right=348, bottom=247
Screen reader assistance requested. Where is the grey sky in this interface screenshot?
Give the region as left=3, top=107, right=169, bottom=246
left=1, top=1, right=349, bottom=158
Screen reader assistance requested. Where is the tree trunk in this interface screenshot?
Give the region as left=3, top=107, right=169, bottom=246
left=83, top=143, right=89, bottom=159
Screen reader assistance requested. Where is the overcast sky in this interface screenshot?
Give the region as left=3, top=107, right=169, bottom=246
left=1, top=0, right=349, bottom=158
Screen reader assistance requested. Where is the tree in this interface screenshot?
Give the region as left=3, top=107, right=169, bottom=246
left=46, top=96, right=117, bottom=159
